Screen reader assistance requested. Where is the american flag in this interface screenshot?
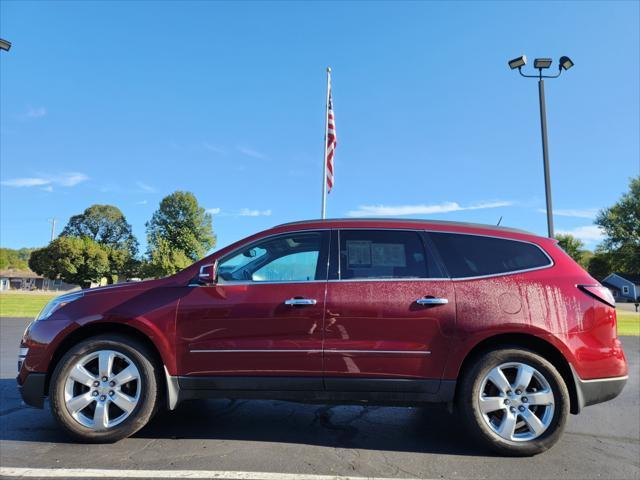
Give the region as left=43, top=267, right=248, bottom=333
left=326, top=86, right=337, bottom=193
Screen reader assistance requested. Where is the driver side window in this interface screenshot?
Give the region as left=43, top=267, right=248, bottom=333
left=217, top=231, right=326, bottom=284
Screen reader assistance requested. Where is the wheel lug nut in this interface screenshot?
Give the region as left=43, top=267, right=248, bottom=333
left=92, top=391, right=98, bottom=397
left=515, top=389, right=522, bottom=395
left=506, top=390, right=513, bottom=396
left=100, top=395, right=106, bottom=401
left=510, top=407, right=516, bottom=413
left=504, top=399, right=510, bottom=405
left=93, top=381, right=99, bottom=387
left=109, top=390, right=114, bottom=396
left=109, top=381, right=115, bottom=387
left=101, top=376, right=108, bottom=382
left=519, top=406, right=525, bottom=412
left=522, top=397, right=528, bottom=403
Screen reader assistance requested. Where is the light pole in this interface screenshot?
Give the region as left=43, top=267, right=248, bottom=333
left=508, top=55, right=574, bottom=238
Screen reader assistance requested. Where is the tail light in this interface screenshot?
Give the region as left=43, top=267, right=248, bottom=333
left=578, top=285, right=616, bottom=307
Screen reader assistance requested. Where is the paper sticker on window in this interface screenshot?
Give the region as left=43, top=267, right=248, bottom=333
left=371, top=243, right=406, bottom=267
left=347, top=241, right=372, bottom=266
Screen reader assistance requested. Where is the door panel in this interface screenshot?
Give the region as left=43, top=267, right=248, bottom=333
left=323, top=229, right=456, bottom=391
left=176, top=230, right=329, bottom=389
left=177, top=283, right=325, bottom=381
left=324, top=280, right=455, bottom=390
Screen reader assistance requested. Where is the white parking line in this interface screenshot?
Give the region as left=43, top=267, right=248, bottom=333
left=0, top=467, right=424, bottom=480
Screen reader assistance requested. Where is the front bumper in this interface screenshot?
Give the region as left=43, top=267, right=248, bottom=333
left=17, top=372, right=47, bottom=409
left=571, top=365, right=627, bottom=413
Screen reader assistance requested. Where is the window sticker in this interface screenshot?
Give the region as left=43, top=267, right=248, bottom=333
left=346, top=241, right=372, bottom=266
left=372, top=243, right=406, bottom=267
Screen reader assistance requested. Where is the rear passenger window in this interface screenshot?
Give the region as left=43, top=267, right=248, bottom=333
left=339, top=230, right=442, bottom=280
left=428, top=232, right=551, bottom=278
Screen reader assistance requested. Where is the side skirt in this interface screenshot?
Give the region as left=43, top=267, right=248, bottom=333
left=163, top=372, right=456, bottom=410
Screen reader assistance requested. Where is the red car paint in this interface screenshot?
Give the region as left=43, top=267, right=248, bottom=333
left=18, top=219, right=628, bottom=400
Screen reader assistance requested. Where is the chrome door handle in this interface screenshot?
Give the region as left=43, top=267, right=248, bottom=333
left=416, top=297, right=449, bottom=305
left=284, top=298, right=317, bottom=306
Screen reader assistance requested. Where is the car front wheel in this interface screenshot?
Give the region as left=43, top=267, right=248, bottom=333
left=457, top=348, right=569, bottom=456
left=50, top=334, right=160, bottom=443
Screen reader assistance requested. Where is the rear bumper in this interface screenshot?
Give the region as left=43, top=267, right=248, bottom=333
left=17, top=372, right=46, bottom=409
left=571, top=365, right=627, bottom=413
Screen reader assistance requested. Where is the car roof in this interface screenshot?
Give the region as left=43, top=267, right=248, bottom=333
left=274, top=218, right=534, bottom=236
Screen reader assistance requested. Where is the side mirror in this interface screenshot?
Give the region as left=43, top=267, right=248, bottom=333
left=198, top=262, right=218, bottom=285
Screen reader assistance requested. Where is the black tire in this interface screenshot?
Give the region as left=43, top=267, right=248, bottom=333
left=49, top=334, right=161, bottom=443
left=456, top=348, right=569, bottom=456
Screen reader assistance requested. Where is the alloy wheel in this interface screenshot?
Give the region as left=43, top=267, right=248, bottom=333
left=478, top=361, right=555, bottom=442
left=63, top=350, right=141, bottom=430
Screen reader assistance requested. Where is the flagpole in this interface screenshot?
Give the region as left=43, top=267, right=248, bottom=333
left=321, top=67, right=331, bottom=220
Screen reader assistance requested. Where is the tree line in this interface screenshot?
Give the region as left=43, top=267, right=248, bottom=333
left=27, top=191, right=215, bottom=287
left=555, top=176, right=639, bottom=281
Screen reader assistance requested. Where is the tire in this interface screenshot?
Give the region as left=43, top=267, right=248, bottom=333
left=49, top=334, right=160, bottom=443
left=457, top=348, right=569, bottom=456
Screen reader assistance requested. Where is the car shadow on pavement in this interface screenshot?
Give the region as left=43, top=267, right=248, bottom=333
left=136, top=398, right=484, bottom=456
left=0, top=379, right=483, bottom=455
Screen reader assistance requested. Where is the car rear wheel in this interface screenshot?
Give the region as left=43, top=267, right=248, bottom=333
left=50, top=334, right=160, bottom=443
left=457, top=348, right=569, bottom=456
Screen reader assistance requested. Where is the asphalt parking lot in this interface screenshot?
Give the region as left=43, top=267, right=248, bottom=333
left=1, top=317, right=638, bottom=479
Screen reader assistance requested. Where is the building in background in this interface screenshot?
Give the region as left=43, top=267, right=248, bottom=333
left=602, top=273, right=640, bottom=303
left=0, top=269, right=78, bottom=292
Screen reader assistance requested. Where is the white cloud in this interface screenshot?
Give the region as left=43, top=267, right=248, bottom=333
left=347, top=200, right=513, bottom=217
left=556, top=225, right=605, bottom=243
left=537, top=208, right=599, bottom=219
left=1, top=172, right=88, bottom=188
left=24, top=106, right=47, bottom=119
left=237, top=146, right=267, bottom=160
left=136, top=181, right=156, bottom=193
left=135, top=200, right=148, bottom=205
left=1, top=177, right=50, bottom=187
left=207, top=207, right=271, bottom=217
left=42, top=186, right=54, bottom=192
left=203, top=143, right=226, bottom=155
left=239, top=208, right=272, bottom=217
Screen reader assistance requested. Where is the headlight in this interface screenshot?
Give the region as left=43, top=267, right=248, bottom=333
left=36, top=291, right=84, bottom=321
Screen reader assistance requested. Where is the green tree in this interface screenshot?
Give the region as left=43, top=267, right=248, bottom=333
left=555, top=234, right=585, bottom=264
left=587, top=251, right=612, bottom=281
left=142, top=237, right=192, bottom=278
left=145, top=191, right=215, bottom=276
left=29, top=237, right=110, bottom=288
left=595, top=176, right=640, bottom=275
left=62, top=205, right=138, bottom=255
left=61, top=204, right=139, bottom=282
left=0, top=248, right=31, bottom=270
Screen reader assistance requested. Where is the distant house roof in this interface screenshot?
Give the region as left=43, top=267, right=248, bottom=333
left=0, top=269, right=41, bottom=279
left=614, top=273, right=640, bottom=284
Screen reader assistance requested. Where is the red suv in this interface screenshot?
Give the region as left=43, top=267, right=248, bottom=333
left=18, top=219, right=627, bottom=455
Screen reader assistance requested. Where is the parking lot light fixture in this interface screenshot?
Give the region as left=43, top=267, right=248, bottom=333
left=559, top=56, right=575, bottom=71
left=508, top=54, right=574, bottom=238
left=508, top=55, right=527, bottom=70
left=534, top=58, right=553, bottom=70
left=0, top=38, right=11, bottom=51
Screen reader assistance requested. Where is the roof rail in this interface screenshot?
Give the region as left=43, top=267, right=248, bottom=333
left=273, top=218, right=534, bottom=235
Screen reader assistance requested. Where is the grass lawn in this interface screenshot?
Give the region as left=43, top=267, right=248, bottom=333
left=617, top=309, right=640, bottom=336
left=0, top=293, right=58, bottom=318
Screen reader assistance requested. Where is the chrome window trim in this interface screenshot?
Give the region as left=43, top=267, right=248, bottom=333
left=426, top=229, right=554, bottom=281
left=206, top=226, right=553, bottom=285
left=215, top=229, right=331, bottom=286
left=331, top=227, right=553, bottom=282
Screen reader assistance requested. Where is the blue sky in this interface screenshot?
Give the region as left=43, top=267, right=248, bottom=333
left=1, top=1, right=638, bottom=253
